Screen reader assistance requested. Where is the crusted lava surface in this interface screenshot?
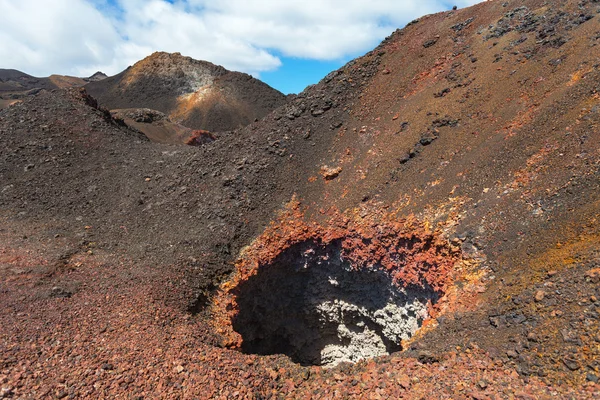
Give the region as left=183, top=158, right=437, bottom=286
left=85, top=52, right=288, bottom=132
left=1, top=0, right=600, bottom=398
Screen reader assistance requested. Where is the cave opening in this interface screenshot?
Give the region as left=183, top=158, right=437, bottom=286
left=231, top=239, right=440, bottom=367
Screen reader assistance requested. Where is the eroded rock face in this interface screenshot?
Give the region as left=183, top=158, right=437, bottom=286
left=233, top=239, right=436, bottom=367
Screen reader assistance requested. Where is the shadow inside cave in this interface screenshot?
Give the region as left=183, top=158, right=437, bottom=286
left=232, top=239, right=439, bottom=367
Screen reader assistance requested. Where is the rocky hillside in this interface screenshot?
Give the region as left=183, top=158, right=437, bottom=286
left=0, top=69, right=106, bottom=109
left=85, top=52, right=288, bottom=132
left=1, top=0, right=600, bottom=398
left=0, top=69, right=59, bottom=92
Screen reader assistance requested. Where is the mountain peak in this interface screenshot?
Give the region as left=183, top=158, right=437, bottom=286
left=85, top=52, right=286, bottom=132
left=85, top=71, right=108, bottom=82
left=121, top=52, right=229, bottom=95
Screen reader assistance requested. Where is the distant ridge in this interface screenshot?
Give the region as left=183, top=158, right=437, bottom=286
left=0, top=69, right=107, bottom=109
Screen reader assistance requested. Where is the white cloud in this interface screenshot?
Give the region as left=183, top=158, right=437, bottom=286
left=0, top=0, right=482, bottom=78
left=0, top=0, right=119, bottom=76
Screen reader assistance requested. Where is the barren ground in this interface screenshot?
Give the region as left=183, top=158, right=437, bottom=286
left=1, top=0, right=600, bottom=398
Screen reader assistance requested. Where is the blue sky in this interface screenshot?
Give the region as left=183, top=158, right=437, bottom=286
left=261, top=58, right=350, bottom=95
left=0, top=0, right=481, bottom=94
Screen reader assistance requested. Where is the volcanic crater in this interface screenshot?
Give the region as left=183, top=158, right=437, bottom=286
left=212, top=206, right=461, bottom=368
left=232, top=238, right=439, bottom=367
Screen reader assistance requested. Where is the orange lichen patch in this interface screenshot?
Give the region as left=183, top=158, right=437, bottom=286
left=567, top=67, right=594, bottom=87
left=501, top=234, right=600, bottom=297
left=211, top=199, right=462, bottom=348
left=533, top=234, right=599, bottom=273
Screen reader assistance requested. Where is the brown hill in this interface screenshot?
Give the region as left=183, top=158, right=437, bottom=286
left=85, top=52, right=288, bottom=132
left=0, top=69, right=58, bottom=92
left=1, top=0, right=600, bottom=398
left=0, top=69, right=106, bottom=109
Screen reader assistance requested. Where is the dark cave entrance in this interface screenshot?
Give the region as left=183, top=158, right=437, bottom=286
left=231, top=239, right=439, bottom=367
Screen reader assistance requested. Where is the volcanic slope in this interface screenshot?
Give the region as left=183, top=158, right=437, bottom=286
left=85, top=52, right=288, bottom=132
left=0, top=69, right=106, bottom=109
left=1, top=0, right=600, bottom=398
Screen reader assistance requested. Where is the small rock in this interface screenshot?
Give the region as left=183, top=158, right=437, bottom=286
left=461, top=242, right=478, bottom=257
left=526, top=332, right=538, bottom=342
left=587, top=373, right=599, bottom=383
left=101, top=363, right=114, bottom=371
left=585, top=268, right=600, bottom=283
left=561, top=329, right=580, bottom=344
left=470, top=392, right=489, bottom=400
left=477, top=380, right=488, bottom=389
left=534, top=290, right=545, bottom=302
left=417, top=350, right=439, bottom=364
left=562, top=357, right=580, bottom=371
left=175, top=365, right=185, bottom=374
left=419, top=131, right=438, bottom=146
left=320, top=166, right=342, bottom=180
left=506, top=350, right=518, bottom=358
left=397, top=374, right=410, bottom=389
left=51, top=286, right=72, bottom=298
left=0, top=388, right=14, bottom=398
left=399, top=153, right=411, bottom=164
left=511, top=313, right=527, bottom=324
left=489, top=316, right=502, bottom=328
left=434, top=88, right=451, bottom=98
left=423, top=39, right=438, bottom=48
left=330, top=121, right=343, bottom=130
left=302, top=369, right=310, bottom=380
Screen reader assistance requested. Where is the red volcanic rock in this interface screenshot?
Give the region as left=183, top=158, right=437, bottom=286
left=186, top=130, right=216, bottom=146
